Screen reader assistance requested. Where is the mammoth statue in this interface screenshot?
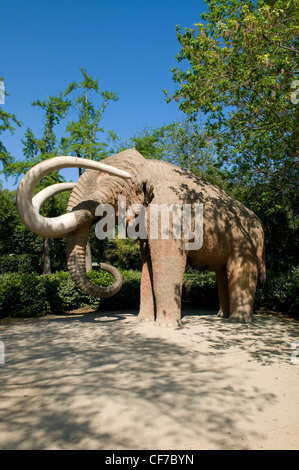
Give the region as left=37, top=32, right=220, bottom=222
left=16, top=148, right=266, bottom=325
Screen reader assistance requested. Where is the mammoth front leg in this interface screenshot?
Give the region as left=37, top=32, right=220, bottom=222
left=149, top=238, right=187, bottom=326
left=137, top=239, right=155, bottom=322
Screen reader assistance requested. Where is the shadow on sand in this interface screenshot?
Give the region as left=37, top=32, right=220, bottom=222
left=0, top=308, right=298, bottom=449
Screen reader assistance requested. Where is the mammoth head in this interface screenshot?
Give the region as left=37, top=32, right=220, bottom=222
left=16, top=152, right=134, bottom=298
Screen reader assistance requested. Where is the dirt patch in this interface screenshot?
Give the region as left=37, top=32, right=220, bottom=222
left=0, top=309, right=299, bottom=449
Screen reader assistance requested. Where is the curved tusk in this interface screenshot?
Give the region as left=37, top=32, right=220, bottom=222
left=16, top=156, right=132, bottom=238
left=32, top=182, right=76, bottom=212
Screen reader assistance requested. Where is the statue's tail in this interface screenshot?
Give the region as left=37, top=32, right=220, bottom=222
left=258, top=244, right=266, bottom=284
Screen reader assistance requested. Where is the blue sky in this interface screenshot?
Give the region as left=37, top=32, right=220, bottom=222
left=1, top=0, right=207, bottom=189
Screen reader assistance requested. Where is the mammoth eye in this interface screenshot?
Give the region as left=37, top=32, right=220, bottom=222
left=97, top=172, right=110, bottom=180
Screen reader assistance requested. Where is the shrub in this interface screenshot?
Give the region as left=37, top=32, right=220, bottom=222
left=0, top=267, right=297, bottom=319
left=105, top=238, right=141, bottom=270
left=0, top=254, right=41, bottom=274
left=182, top=271, right=218, bottom=308
left=256, top=266, right=299, bottom=316
left=57, top=278, right=83, bottom=310
left=87, top=270, right=218, bottom=311
left=40, top=274, right=64, bottom=314
left=0, top=270, right=220, bottom=318
left=0, top=273, right=51, bottom=318
left=46, top=271, right=83, bottom=311
left=85, top=269, right=141, bottom=310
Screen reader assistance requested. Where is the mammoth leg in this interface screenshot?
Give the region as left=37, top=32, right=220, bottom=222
left=137, top=239, right=156, bottom=322
left=227, top=258, right=258, bottom=323
left=149, top=238, right=187, bottom=326
left=216, top=267, right=230, bottom=318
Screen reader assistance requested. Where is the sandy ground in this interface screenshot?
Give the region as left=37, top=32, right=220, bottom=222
left=0, top=308, right=298, bottom=450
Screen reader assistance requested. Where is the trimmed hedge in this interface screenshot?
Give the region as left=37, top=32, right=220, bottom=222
left=0, top=267, right=298, bottom=319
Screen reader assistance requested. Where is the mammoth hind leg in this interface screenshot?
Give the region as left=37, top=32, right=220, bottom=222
left=227, top=258, right=258, bottom=323
left=216, top=267, right=230, bottom=318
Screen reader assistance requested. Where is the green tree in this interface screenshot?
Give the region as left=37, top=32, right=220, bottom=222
left=3, top=94, right=71, bottom=274
left=166, top=0, right=299, bottom=214
left=0, top=187, right=42, bottom=267
left=5, top=93, right=70, bottom=178
left=0, top=187, right=20, bottom=255
left=0, top=186, right=70, bottom=272
left=118, top=120, right=226, bottom=186
left=119, top=124, right=174, bottom=160
left=3, top=69, right=120, bottom=273
left=0, top=76, right=21, bottom=170
left=59, top=68, right=120, bottom=268
left=61, top=68, right=119, bottom=176
left=165, top=0, right=299, bottom=271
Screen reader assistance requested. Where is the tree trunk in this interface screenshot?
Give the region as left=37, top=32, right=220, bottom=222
left=42, top=237, right=51, bottom=275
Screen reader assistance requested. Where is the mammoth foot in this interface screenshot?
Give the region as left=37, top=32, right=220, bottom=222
left=217, top=309, right=229, bottom=319
left=137, top=315, right=180, bottom=328
left=136, top=316, right=154, bottom=323
left=137, top=309, right=181, bottom=327
left=228, top=312, right=253, bottom=323
left=136, top=311, right=155, bottom=323
left=155, top=320, right=181, bottom=328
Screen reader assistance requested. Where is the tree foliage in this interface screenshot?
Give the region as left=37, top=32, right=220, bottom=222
left=1, top=69, right=120, bottom=272
left=61, top=67, right=119, bottom=168
left=1, top=91, right=72, bottom=273
left=0, top=76, right=21, bottom=169
left=3, top=93, right=70, bottom=179
left=166, top=0, right=299, bottom=217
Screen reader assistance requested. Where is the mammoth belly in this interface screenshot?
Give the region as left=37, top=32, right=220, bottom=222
left=187, top=245, right=228, bottom=272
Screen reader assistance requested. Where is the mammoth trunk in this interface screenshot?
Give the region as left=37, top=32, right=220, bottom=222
left=66, top=225, right=123, bottom=298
